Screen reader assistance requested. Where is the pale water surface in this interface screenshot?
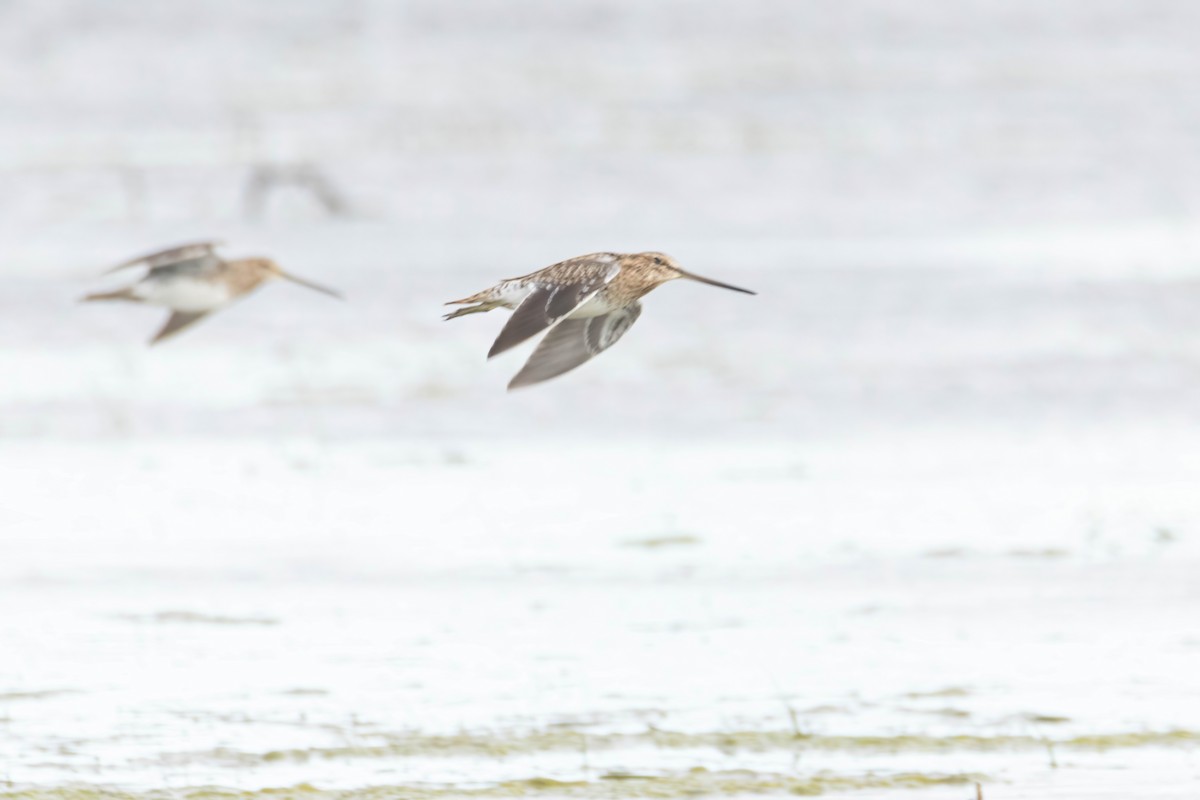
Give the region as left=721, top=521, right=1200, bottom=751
left=3, top=2, right=1200, bottom=798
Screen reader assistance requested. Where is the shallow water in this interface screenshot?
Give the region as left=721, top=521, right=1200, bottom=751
left=3, top=433, right=1200, bottom=798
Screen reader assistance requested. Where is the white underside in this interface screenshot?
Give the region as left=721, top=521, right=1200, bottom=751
left=134, top=277, right=233, bottom=312
left=498, top=283, right=619, bottom=318
left=497, top=283, right=535, bottom=308
left=566, top=293, right=619, bottom=318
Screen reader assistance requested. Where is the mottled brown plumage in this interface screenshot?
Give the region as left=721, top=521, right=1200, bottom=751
left=446, top=251, right=754, bottom=389
left=82, top=242, right=341, bottom=345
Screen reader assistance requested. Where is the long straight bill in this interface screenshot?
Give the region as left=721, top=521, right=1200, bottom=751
left=280, top=271, right=343, bottom=299
left=678, top=270, right=756, bottom=295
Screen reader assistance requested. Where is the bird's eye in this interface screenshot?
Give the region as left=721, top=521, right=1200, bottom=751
left=653, top=256, right=664, bottom=265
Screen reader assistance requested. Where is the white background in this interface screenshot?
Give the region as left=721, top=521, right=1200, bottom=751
left=2, top=2, right=1199, bottom=798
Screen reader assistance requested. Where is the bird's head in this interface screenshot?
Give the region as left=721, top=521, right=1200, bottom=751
left=634, top=252, right=756, bottom=295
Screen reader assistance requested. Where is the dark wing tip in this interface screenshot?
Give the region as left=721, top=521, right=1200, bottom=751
left=149, top=311, right=209, bottom=345
left=487, top=337, right=517, bottom=359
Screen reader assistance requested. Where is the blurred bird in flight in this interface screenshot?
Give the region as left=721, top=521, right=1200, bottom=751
left=82, top=242, right=342, bottom=344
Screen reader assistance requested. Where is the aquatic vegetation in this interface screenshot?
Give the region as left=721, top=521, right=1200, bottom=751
left=0, top=770, right=983, bottom=799
left=900, top=687, right=972, bottom=700
left=620, top=535, right=702, bottom=549
left=113, top=611, right=279, bottom=626
left=1016, top=713, right=1071, bottom=725
left=157, top=727, right=1200, bottom=766
left=0, top=690, right=77, bottom=702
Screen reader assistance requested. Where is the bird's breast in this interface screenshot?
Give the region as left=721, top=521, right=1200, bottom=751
left=135, top=275, right=233, bottom=312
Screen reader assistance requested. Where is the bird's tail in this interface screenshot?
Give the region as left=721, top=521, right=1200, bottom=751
left=444, top=289, right=494, bottom=306
left=443, top=288, right=504, bottom=321
left=80, top=288, right=139, bottom=303
left=444, top=299, right=503, bottom=320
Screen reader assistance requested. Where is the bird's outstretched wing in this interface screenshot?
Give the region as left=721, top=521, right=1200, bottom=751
left=150, top=311, right=211, bottom=345
left=488, top=256, right=620, bottom=358
left=508, top=302, right=642, bottom=389
left=106, top=241, right=223, bottom=276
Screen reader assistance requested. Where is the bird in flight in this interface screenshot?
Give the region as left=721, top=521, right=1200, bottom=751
left=445, top=251, right=755, bottom=389
left=82, top=241, right=342, bottom=344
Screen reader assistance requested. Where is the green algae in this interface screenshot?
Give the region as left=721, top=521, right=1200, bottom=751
left=114, top=612, right=278, bottom=627
left=901, top=687, right=971, bottom=700
left=1067, top=730, right=1200, bottom=749
left=1020, top=714, right=1071, bottom=725
left=921, top=548, right=969, bottom=559
left=176, top=727, right=1200, bottom=767
left=0, top=770, right=982, bottom=799
left=897, top=706, right=972, bottom=719
left=620, top=535, right=702, bottom=549
left=1004, top=548, right=1070, bottom=559
left=22, top=727, right=1192, bottom=800
left=0, top=690, right=77, bottom=702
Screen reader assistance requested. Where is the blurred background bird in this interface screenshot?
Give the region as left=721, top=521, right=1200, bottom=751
left=82, top=241, right=343, bottom=344
left=446, top=251, right=754, bottom=389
